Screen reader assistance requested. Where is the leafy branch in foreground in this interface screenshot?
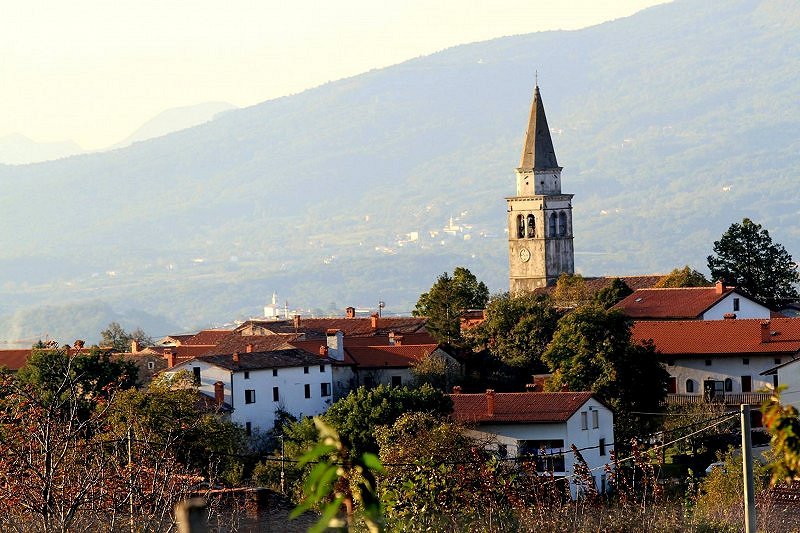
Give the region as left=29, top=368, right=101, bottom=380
left=762, top=386, right=800, bottom=484
left=291, top=417, right=385, bottom=533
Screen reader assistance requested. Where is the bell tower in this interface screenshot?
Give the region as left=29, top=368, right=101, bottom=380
left=507, top=83, right=574, bottom=293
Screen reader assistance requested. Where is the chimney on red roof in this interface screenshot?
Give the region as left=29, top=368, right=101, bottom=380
left=486, top=389, right=495, bottom=416
left=715, top=280, right=726, bottom=294
left=371, top=313, right=379, bottom=330
left=393, top=335, right=403, bottom=346
left=246, top=343, right=254, bottom=353
left=131, top=339, right=140, bottom=354
left=761, top=321, right=771, bottom=343
left=452, top=385, right=462, bottom=394
left=724, top=313, right=736, bottom=320
left=326, top=329, right=344, bottom=362
left=561, top=383, right=569, bottom=392
left=233, top=351, right=240, bottom=363
left=214, top=381, right=225, bottom=406
left=345, top=306, right=356, bottom=318
left=164, top=348, right=176, bottom=368
left=293, top=314, right=301, bottom=330
left=319, top=345, right=329, bottom=356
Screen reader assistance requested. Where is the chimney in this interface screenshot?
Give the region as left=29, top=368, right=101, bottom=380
left=319, top=345, right=329, bottom=356
left=371, top=313, right=379, bottom=330
left=345, top=306, right=356, bottom=319
left=326, top=329, right=344, bottom=361
left=293, top=314, right=301, bottom=330
left=164, top=348, right=176, bottom=368
left=561, top=383, right=569, bottom=392
left=246, top=343, right=254, bottom=353
left=723, top=313, right=736, bottom=320
left=761, top=321, right=771, bottom=343
left=131, top=339, right=140, bottom=354
left=393, top=335, right=403, bottom=346
left=388, top=331, right=396, bottom=345
left=715, top=280, right=726, bottom=294
left=452, top=385, right=462, bottom=394
left=233, top=351, right=240, bottom=363
left=486, top=389, right=495, bottom=416
left=214, top=381, right=225, bottom=406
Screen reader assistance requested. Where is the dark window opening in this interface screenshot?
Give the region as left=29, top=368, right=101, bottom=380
left=320, top=364, right=325, bottom=373
left=775, top=358, right=782, bottom=365
left=272, top=368, right=278, bottom=377
left=517, top=215, right=525, bottom=238
left=320, top=382, right=331, bottom=397
left=272, top=386, right=279, bottom=402
left=549, top=213, right=557, bottom=237
left=192, top=367, right=201, bottom=385
left=742, top=375, right=752, bottom=393
left=774, top=374, right=779, bottom=388
left=244, top=371, right=250, bottom=379
left=391, top=375, right=402, bottom=387
left=743, top=358, right=750, bottom=365
left=304, top=366, right=309, bottom=374
left=497, top=444, right=508, bottom=458
left=527, top=214, right=535, bottom=238
left=686, top=379, right=695, bottom=393
left=724, top=378, right=733, bottom=392
left=599, top=438, right=606, bottom=456
left=245, top=389, right=256, bottom=404
left=668, top=377, right=677, bottom=394
left=705, top=359, right=712, bottom=366
left=558, top=211, right=567, bottom=236
left=304, top=384, right=311, bottom=398
left=733, top=298, right=740, bottom=312
left=519, top=439, right=566, bottom=472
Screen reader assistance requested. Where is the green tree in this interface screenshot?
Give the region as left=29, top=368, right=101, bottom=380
left=100, top=321, right=154, bottom=352
left=593, top=277, right=633, bottom=309
left=707, top=218, right=799, bottom=306
left=552, top=273, right=590, bottom=308
left=467, top=292, right=559, bottom=378
left=414, top=267, right=488, bottom=345
left=543, top=306, right=669, bottom=442
left=654, top=266, right=711, bottom=288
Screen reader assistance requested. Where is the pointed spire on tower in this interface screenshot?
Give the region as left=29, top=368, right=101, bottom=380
left=519, top=83, right=559, bottom=170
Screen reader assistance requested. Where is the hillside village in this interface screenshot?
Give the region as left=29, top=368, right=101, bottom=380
left=3, top=81, right=800, bottom=531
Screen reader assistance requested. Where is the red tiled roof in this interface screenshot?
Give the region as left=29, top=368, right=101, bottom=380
left=202, top=333, right=301, bottom=356
left=614, top=287, right=733, bottom=319
left=345, top=344, right=439, bottom=368
left=188, top=348, right=330, bottom=371
left=158, top=334, right=194, bottom=345
left=450, top=391, right=595, bottom=424
left=236, top=317, right=427, bottom=338
left=535, top=275, right=665, bottom=296
left=182, top=329, right=234, bottom=346
left=0, top=350, right=31, bottom=371
left=631, top=318, right=800, bottom=356
left=144, top=345, right=218, bottom=364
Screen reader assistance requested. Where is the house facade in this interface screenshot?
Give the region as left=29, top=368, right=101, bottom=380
left=169, top=348, right=334, bottom=434
left=450, top=390, right=614, bottom=497
left=632, top=318, right=800, bottom=405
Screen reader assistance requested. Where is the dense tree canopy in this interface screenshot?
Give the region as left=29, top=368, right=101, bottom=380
left=593, top=278, right=633, bottom=309
left=707, top=218, right=799, bottom=306
left=100, top=321, right=154, bottom=352
left=467, top=292, right=559, bottom=378
left=543, top=305, right=669, bottom=442
left=552, top=273, right=590, bottom=308
left=654, top=266, right=711, bottom=288
left=414, top=267, right=489, bottom=345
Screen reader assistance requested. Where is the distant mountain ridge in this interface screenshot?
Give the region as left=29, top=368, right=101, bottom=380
left=1, top=0, right=798, bottom=343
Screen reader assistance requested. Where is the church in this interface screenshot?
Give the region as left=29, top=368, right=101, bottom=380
left=506, top=84, right=575, bottom=293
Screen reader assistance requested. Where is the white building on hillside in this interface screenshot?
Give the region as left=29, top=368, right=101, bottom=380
left=169, top=348, right=334, bottom=434
left=450, top=390, right=614, bottom=497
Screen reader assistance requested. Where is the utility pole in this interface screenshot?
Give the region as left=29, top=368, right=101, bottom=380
left=279, top=434, right=286, bottom=493
left=741, top=404, right=756, bottom=533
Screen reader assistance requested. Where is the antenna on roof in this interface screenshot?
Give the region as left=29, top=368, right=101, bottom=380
left=535, top=69, right=538, bottom=87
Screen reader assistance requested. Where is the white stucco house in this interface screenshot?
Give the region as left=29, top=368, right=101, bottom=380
left=450, top=390, right=614, bottom=497
left=169, top=347, right=335, bottom=434
left=615, top=281, right=771, bottom=321
left=632, top=318, right=800, bottom=410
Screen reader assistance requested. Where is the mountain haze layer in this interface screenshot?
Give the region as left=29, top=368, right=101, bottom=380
left=1, top=0, right=798, bottom=344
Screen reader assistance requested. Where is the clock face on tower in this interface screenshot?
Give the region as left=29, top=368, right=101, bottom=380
left=519, top=248, right=531, bottom=262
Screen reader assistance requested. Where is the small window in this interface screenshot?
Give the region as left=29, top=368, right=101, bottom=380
left=773, top=374, right=779, bottom=388
left=272, top=368, right=278, bottom=377
left=245, top=389, right=256, bottom=404
left=733, top=298, right=740, bottom=312
left=273, top=386, right=279, bottom=402
left=391, top=375, right=402, bottom=387
left=742, top=375, right=752, bottom=393
left=580, top=411, right=588, bottom=430
left=526, top=214, right=535, bottom=238
left=517, top=214, right=525, bottom=238
left=304, top=366, right=309, bottom=374
left=147, top=361, right=155, bottom=370
left=244, top=371, right=250, bottom=379
left=320, top=364, right=326, bottom=373
left=192, top=367, right=201, bottom=385
left=592, top=410, right=599, bottom=429
left=599, top=438, right=606, bottom=456
left=304, top=384, right=311, bottom=398
left=320, top=382, right=331, bottom=397
left=724, top=378, right=732, bottom=392
left=775, top=358, right=782, bottom=365
left=705, top=359, right=712, bottom=366
left=686, top=379, right=695, bottom=393
left=743, top=358, right=750, bottom=365
left=245, top=422, right=252, bottom=436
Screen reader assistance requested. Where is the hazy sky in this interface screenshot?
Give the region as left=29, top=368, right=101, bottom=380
left=2, top=0, right=668, bottom=150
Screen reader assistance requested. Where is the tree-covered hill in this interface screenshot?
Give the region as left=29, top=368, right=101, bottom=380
left=1, top=0, right=799, bottom=343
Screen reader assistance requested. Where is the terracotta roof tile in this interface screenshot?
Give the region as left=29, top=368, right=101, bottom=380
left=631, top=318, right=800, bottom=356
left=345, top=344, right=439, bottom=368
left=182, top=329, right=234, bottom=346
left=450, top=391, right=595, bottom=424
left=202, top=333, right=302, bottom=356
left=193, top=348, right=330, bottom=371
left=614, top=287, right=733, bottom=319
left=0, top=350, right=31, bottom=371
left=237, top=317, right=427, bottom=338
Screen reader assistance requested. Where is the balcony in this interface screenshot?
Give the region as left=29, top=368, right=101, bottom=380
left=663, top=392, right=771, bottom=406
